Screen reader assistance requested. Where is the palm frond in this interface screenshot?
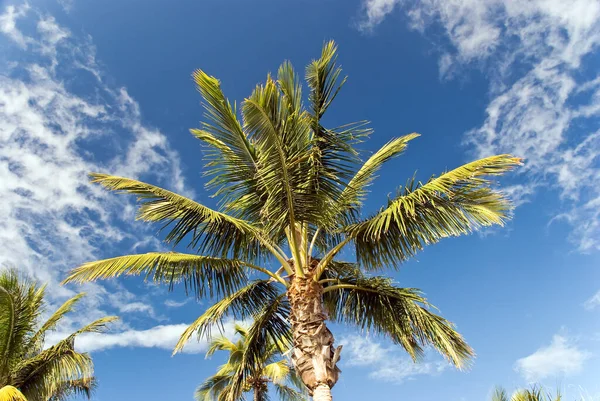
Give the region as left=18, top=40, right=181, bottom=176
left=242, top=75, right=311, bottom=241
left=206, top=336, right=240, bottom=358
left=64, top=252, right=249, bottom=300
left=0, top=271, right=44, bottom=377
left=88, top=174, right=266, bottom=260
left=0, top=386, right=27, bottom=401
left=336, top=133, right=420, bottom=224
left=195, top=374, right=235, bottom=401
left=306, top=40, right=347, bottom=121
left=262, top=360, right=289, bottom=385
left=274, top=384, right=308, bottom=401
left=14, top=345, right=94, bottom=398
left=228, top=295, right=291, bottom=401
left=347, top=155, right=523, bottom=269
left=492, top=387, right=510, bottom=401
left=322, top=272, right=474, bottom=368
left=174, top=281, right=280, bottom=354
left=27, top=293, right=85, bottom=354
left=191, top=70, right=263, bottom=216
left=48, top=378, right=96, bottom=401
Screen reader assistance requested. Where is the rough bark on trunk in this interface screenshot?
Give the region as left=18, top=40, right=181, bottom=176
left=287, top=260, right=341, bottom=398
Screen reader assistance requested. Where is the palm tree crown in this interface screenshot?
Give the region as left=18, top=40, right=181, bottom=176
left=0, top=269, right=117, bottom=401
left=197, top=324, right=305, bottom=401
left=492, top=386, right=563, bottom=401
left=64, top=41, right=521, bottom=400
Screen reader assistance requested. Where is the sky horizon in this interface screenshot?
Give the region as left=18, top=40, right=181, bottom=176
left=1, top=0, right=600, bottom=400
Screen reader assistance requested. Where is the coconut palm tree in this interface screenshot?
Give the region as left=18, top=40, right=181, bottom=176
left=492, top=386, right=562, bottom=401
left=197, top=324, right=305, bottom=401
left=0, top=269, right=117, bottom=401
left=63, top=41, right=521, bottom=401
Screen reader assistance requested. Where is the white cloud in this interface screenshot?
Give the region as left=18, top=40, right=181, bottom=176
left=339, top=335, right=449, bottom=384
left=584, top=290, right=600, bottom=310
left=46, top=319, right=238, bottom=354
left=515, top=335, right=590, bottom=382
left=0, top=2, right=190, bottom=333
left=164, top=299, right=191, bottom=308
left=360, top=0, right=600, bottom=251
left=0, top=4, right=31, bottom=48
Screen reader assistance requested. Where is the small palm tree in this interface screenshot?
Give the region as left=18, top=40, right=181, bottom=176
left=197, top=324, right=305, bottom=401
left=492, top=386, right=562, bottom=401
left=0, top=270, right=117, bottom=401
left=64, top=41, right=521, bottom=400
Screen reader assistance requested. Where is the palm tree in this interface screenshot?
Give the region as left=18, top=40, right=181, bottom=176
left=492, top=386, right=562, bottom=401
left=197, top=324, right=305, bottom=401
left=0, top=269, right=117, bottom=401
left=63, top=41, right=521, bottom=401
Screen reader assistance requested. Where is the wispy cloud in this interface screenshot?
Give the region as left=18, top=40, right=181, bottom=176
left=0, top=2, right=190, bottom=333
left=514, top=335, right=590, bottom=382
left=339, top=335, right=449, bottom=384
left=164, top=299, right=191, bottom=308
left=359, top=0, right=600, bottom=252
left=584, top=290, right=600, bottom=310
left=46, top=319, right=238, bottom=354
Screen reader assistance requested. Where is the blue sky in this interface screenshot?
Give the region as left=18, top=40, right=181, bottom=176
left=1, top=0, right=600, bottom=400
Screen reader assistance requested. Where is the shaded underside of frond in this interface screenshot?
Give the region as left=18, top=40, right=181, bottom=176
left=322, top=267, right=474, bottom=369
left=63, top=252, right=248, bottom=300
left=227, top=295, right=291, bottom=401
left=89, top=174, right=266, bottom=260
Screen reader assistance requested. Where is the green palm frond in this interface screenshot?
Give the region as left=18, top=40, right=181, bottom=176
left=262, top=360, right=289, bottom=385
left=0, top=271, right=44, bottom=379
left=195, top=374, right=235, bottom=401
left=190, top=70, right=262, bottom=216
left=492, top=387, right=510, bottom=401
left=0, top=386, right=27, bottom=401
left=174, top=281, right=280, bottom=354
left=62, top=252, right=249, bottom=299
left=26, top=294, right=85, bottom=354
left=228, top=295, right=292, bottom=401
left=347, top=155, right=523, bottom=269
left=206, top=336, right=240, bottom=358
left=198, top=316, right=300, bottom=401
left=274, top=384, right=307, bottom=401
left=48, top=378, right=96, bottom=401
left=88, top=174, right=267, bottom=260
left=1, top=270, right=115, bottom=401
left=242, top=74, right=312, bottom=243
left=336, top=133, right=420, bottom=224
left=322, top=272, right=473, bottom=368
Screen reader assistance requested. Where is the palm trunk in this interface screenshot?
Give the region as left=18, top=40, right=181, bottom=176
left=287, top=265, right=341, bottom=400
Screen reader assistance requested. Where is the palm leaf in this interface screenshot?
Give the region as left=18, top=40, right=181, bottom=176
left=0, top=386, right=27, bottom=401
left=227, top=295, right=291, bottom=401
left=195, top=374, right=236, bottom=401
left=335, top=133, right=420, bottom=224
left=26, top=294, right=85, bottom=354
left=262, top=360, right=289, bottom=385
left=174, top=281, right=280, bottom=353
left=88, top=174, right=266, bottom=260
left=63, top=252, right=248, bottom=299
left=322, top=272, right=474, bottom=368
left=347, top=155, right=523, bottom=269
left=274, top=384, right=308, bottom=401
